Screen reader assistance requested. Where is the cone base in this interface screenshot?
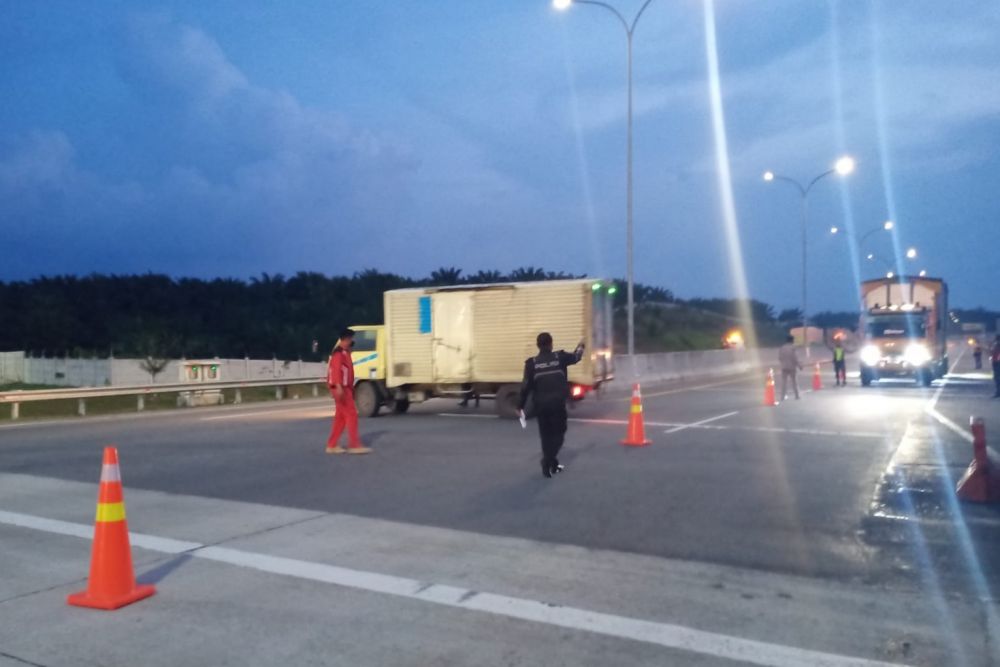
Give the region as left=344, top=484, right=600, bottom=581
left=621, top=439, right=652, bottom=447
left=67, top=583, right=155, bottom=610
left=956, top=462, right=1000, bottom=504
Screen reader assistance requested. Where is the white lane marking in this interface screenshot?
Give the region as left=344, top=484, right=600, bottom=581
left=693, top=424, right=883, bottom=439
left=440, top=414, right=683, bottom=428
left=0, top=509, right=908, bottom=667
left=664, top=411, right=739, bottom=434
left=565, top=417, right=883, bottom=439
left=200, top=406, right=333, bottom=422
left=924, top=408, right=974, bottom=444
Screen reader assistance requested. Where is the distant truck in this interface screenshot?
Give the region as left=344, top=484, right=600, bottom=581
left=858, top=276, right=948, bottom=387
left=347, top=279, right=615, bottom=418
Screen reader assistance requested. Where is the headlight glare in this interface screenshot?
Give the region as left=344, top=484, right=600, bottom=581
left=860, top=345, right=881, bottom=366
left=904, top=344, right=931, bottom=366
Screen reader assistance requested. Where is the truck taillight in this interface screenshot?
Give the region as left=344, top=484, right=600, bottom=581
left=571, top=385, right=585, bottom=398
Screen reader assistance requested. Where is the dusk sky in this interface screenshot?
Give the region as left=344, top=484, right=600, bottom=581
left=1, top=1, right=998, bottom=311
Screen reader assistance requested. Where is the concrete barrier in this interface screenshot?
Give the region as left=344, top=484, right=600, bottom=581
left=616, top=347, right=781, bottom=384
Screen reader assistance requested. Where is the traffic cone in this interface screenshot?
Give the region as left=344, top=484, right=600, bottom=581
left=621, top=383, right=651, bottom=447
left=763, top=369, right=777, bottom=407
left=812, top=363, right=822, bottom=391
left=956, top=417, right=1000, bottom=503
left=68, top=446, right=156, bottom=610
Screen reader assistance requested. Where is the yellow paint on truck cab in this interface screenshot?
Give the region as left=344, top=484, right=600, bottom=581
left=348, top=325, right=386, bottom=383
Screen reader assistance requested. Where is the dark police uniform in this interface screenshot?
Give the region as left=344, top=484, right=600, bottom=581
left=518, top=343, right=584, bottom=477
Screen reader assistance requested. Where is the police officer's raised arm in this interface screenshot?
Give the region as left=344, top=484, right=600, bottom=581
left=558, top=341, right=586, bottom=368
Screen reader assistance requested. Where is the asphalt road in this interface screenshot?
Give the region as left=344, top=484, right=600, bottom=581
left=2, top=342, right=998, bottom=666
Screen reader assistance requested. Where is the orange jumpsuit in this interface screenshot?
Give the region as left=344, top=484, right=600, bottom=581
left=327, top=346, right=362, bottom=449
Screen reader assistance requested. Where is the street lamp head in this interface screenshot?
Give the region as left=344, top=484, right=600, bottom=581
left=883, top=220, right=894, bottom=231
left=834, top=156, right=855, bottom=175
left=763, top=171, right=774, bottom=182
left=830, top=226, right=839, bottom=235
left=919, top=269, right=927, bottom=277
left=886, top=271, right=894, bottom=279
left=866, top=253, right=875, bottom=260
left=552, top=0, right=573, bottom=9
left=906, top=247, right=917, bottom=259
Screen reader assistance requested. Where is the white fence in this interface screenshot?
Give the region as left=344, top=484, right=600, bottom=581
left=0, top=352, right=326, bottom=387
left=0, top=352, right=25, bottom=383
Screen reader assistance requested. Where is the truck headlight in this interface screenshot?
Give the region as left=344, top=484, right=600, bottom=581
left=904, top=344, right=931, bottom=366
left=860, top=345, right=881, bottom=366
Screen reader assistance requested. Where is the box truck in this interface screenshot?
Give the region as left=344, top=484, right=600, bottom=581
left=346, top=279, right=615, bottom=418
left=858, top=275, right=948, bottom=387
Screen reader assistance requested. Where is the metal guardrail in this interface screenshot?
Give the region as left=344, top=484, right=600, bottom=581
left=0, top=377, right=327, bottom=420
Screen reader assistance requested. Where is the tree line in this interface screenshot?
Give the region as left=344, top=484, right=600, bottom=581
left=6, top=268, right=982, bottom=360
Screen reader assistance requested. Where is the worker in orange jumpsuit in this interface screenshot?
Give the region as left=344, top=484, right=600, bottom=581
left=326, top=329, right=371, bottom=454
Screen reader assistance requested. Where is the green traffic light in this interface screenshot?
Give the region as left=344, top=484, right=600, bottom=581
left=592, top=283, right=602, bottom=291
left=608, top=286, right=618, bottom=295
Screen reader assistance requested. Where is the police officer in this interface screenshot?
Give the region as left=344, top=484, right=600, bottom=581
left=518, top=333, right=585, bottom=478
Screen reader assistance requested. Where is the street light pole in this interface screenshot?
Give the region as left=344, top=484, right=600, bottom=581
left=763, top=157, right=854, bottom=352
left=554, top=0, right=656, bottom=360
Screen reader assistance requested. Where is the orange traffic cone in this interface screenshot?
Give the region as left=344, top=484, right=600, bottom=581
left=68, top=446, right=155, bottom=610
left=812, top=363, right=822, bottom=391
left=763, top=368, right=777, bottom=406
left=621, top=383, right=651, bottom=447
left=956, top=417, right=1000, bottom=503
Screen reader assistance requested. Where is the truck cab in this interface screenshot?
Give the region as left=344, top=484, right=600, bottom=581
left=858, top=276, right=948, bottom=387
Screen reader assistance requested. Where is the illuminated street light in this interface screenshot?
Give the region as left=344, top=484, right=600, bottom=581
left=906, top=247, right=917, bottom=259
left=886, top=271, right=894, bottom=278
left=555, top=0, right=657, bottom=361
left=761, top=156, right=855, bottom=351
left=830, top=226, right=839, bottom=235
left=883, top=220, right=894, bottom=231
left=835, top=156, right=856, bottom=175
left=919, top=269, right=927, bottom=277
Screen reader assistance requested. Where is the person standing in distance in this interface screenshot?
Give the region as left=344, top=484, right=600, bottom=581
left=518, top=333, right=585, bottom=478
left=778, top=334, right=803, bottom=400
left=326, top=329, right=372, bottom=454
left=832, top=339, right=847, bottom=387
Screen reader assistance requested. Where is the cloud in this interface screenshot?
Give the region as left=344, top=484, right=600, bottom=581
left=0, top=13, right=432, bottom=278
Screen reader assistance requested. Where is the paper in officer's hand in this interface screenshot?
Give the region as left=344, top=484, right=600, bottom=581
left=518, top=411, right=527, bottom=429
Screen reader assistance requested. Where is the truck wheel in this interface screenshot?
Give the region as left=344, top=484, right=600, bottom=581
left=860, top=369, right=873, bottom=387
left=355, top=381, right=380, bottom=418
left=392, top=398, right=410, bottom=414
left=919, top=370, right=933, bottom=387
left=495, top=384, right=521, bottom=419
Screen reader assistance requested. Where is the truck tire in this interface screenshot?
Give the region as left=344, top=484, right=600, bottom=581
left=495, top=384, right=521, bottom=419
left=919, top=370, right=933, bottom=387
left=355, top=381, right=380, bottom=418
left=860, top=368, right=873, bottom=387
left=392, top=398, right=410, bottom=414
